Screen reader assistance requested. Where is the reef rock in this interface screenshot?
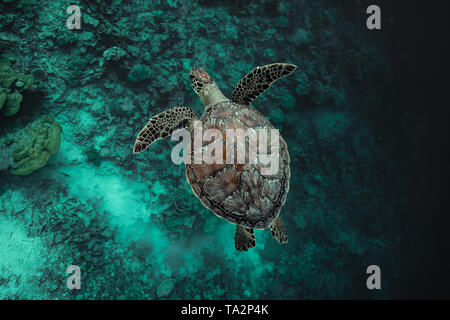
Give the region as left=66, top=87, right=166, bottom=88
left=103, top=46, right=127, bottom=63
left=157, top=279, right=176, bottom=298
left=127, top=63, right=152, bottom=82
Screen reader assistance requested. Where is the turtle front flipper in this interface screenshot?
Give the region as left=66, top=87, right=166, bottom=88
left=232, top=63, right=297, bottom=106
left=270, top=215, right=288, bottom=244
left=235, top=225, right=255, bottom=251
left=133, top=106, right=198, bottom=154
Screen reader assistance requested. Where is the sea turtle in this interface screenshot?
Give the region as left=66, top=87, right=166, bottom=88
left=133, top=63, right=296, bottom=251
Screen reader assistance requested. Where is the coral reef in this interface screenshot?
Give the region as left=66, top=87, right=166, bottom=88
left=0, top=0, right=419, bottom=299
left=0, top=54, right=60, bottom=176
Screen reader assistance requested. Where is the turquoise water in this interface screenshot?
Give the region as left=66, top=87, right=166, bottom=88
left=0, top=0, right=403, bottom=299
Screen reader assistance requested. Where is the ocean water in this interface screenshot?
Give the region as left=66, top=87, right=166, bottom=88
left=0, top=0, right=448, bottom=299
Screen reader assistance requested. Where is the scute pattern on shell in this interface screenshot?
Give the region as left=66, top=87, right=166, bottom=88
left=204, top=166, right=241, bottom=202
left=186, top=101, right=290, bottom=230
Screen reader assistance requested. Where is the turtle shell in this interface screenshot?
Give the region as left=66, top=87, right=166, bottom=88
left=185, top=101, right=290, bottom=230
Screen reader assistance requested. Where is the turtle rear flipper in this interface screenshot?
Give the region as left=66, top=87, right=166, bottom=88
left=235, top=225, right=255, bottom=251
left=232, top=63, right=297, bottom=106
left=270, top=216, right=288, bottom=244
left=133, top=106, right=198, bottom=154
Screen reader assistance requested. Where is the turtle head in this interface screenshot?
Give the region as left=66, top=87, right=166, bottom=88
left=189, top=67, right=213, bottom=95
left=189, top=67, right=229, bottom=108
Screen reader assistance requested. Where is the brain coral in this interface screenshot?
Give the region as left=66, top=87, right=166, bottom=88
left=9, top=115, right=62, bottom=176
